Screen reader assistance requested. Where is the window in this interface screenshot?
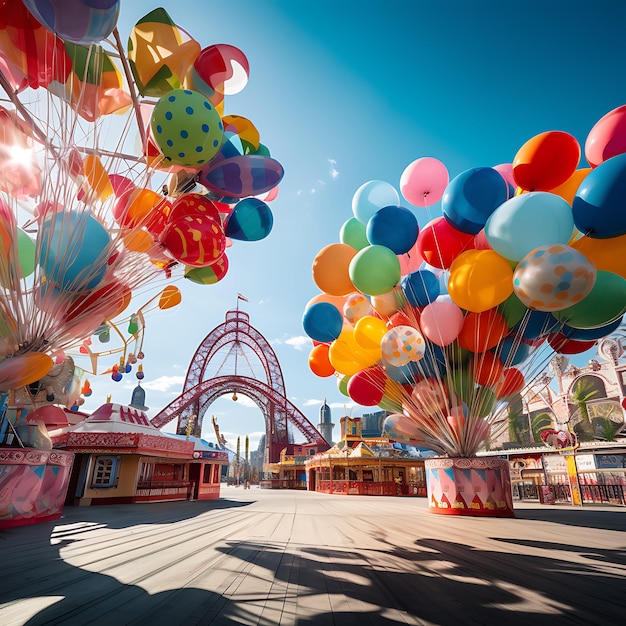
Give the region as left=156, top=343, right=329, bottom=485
left=91, top=456, right=119, bottom=488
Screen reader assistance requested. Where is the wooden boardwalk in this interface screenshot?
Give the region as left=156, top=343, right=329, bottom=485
left=1, top=487, right=625, bottom=625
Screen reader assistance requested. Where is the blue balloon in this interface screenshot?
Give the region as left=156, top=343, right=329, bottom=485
left=39, top=211, right=110, bottom=291
left=302, top=302, right=343, bottom=343
left=401, top=270, right=440, bottom=306
left=415, top=344, right=446, bottom=379
left=384, top=361, right=420, bottom=384
left=442, top=167, right=509, bottom=235
left=498, top=335, right=531, bottom=366
left=573, top=153, right=626, bottom=238
left=561, top=315, right=623, bottom=340
left=366, top=205, right=419, bottom=254
left=514, top=310, right=561, bottom=340
left=352, top=180, right=399, bottom=224
left=225, top=198, right=273, bottom=241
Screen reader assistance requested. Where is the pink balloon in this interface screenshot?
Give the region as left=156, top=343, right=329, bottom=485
left=400, top=157, right=449, bottom=207
left=493, top=163, right=516, bottom=189
left=585, top=105, right=626, bottom=168
left=420, top=298, right=464, bottom=346
left=397, top=239, right=423, bottom=276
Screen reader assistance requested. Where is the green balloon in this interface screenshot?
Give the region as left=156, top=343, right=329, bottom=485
left=449, top=367, right=474, bottom=406
left=151, top=89, right=224, bottom=167
left=337, top=374, right=350, bottom=397
left=340, top=217, right=369, bottom=251
left=498, top=292, right=527, bottom=328
left=17, top=228, right=35, bottom=278
left=378, top=396, right=403, bottom=413
left=553, top=271, right=626, bottom=329
left=349, top=245, right=401, bottom=296
left=473, top=387, right=497, bottom=418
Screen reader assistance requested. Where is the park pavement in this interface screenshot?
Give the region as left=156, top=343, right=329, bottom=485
left=0, top=486, right=624, bottom=626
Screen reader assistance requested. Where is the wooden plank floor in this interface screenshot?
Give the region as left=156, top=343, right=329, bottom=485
left=1, top=487, right=625, bottom=625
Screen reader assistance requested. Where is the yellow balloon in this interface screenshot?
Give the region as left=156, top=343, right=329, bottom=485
left=329, top=329, right=380, bottom=376
left=571, top=233, right=626, bottom=279
left=448, top=249, right=513, bottom=312
left=354, top=315, right=387, bottom=350
left=83, top=155, right=113, bottom=200
left=548, top=168, right=591, bottom=205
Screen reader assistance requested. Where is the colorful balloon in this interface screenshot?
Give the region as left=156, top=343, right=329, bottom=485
left=458, top=309, right=508, bottom=353
left=585, top=104, right=626, bottom=168
left=183, top=255, right=229, bottom=284
left=340, top=217, right=370, bottom=251
left=381, top=325, right=425, bottom=367
left=302, top=302, right=343, bottom=343
left=225, top=198, right=273, bottom=241
left=343, top=292, right=373, bottom=324
left=417, top=216, right=475, bottom=270
left=151, top=89, right=224, bottom=167
left=513, top=244, right=596, bottom=312
left=366, top=205, right=419, bottom=254
left=419, top=298, right=464, bottom=347
left=160, top=213, right=226, bottom=267
left=399, top=157, right=449, bottom=207
left=349, top=245, right=401, bottom=296
left=347, top=367, right=386, bottom=406
left=352, top=180, right=399, bottom=224
left=354, top=315, right=388, bottom=350
left=401, top=270, right=440, bottom=307
left=312, top=243, right=357, bottom=296
left=308, top=343, right=335, bottom=377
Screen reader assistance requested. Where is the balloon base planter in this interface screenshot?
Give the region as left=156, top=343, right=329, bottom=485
left=425, top=457, right=514, bottom=518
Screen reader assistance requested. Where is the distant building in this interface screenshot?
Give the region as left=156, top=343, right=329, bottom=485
left=361, top=409, right=389, bottom=438
left=317, top=398, right=334, bottom=445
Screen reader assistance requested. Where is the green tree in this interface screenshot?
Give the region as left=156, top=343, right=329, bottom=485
left=531, top=411, right=554, bottom=441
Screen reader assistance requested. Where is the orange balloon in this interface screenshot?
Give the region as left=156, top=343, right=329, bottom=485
left=308, top=343, right=335, bottom=377
left=547, top=168, right=591, bottom=205
left=306, top=292, right=349, bottom=312
left=83, top=155, right=113, bottom=200
left=371, top=287, right=406, bottom=318
left=512, top=131, right=580, bottom=191
left=0, top=351, right=53, bottom=390
left=571, top=233, right=626, bottom=279
left=159, top=285, right=182, bottom=309
left=312, top=243, right=357, bottom=296
left=458, top=309, right=508, bottom=353
left=123, top=229, right=154, bottom=253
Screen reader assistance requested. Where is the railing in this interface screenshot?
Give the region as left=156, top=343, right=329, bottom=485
left=135, top=480, right=194, bottom=501
left=512, top=483, right=539, bottom=500
left=580, top=483, right=625, bottom=505
left=314, top=480, right=425, bottom=496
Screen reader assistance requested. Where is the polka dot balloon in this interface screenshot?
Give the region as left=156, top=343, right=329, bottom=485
left=381, top=325, right=426, bottom=367
left=150, top=89, right=224, bottom=167
left=343, top=292, right=373, bottom=324
left=513, top=244, right=596, bottom=312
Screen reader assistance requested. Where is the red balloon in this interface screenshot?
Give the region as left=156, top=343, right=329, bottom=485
left=347, top=367, right=386, bottom=406
left=458, top=309, right=508, bottom=353
left=474, top=351, right=504, bottom=387
left=161, top=214, right=226, bottom=268
left=495, top=368, right=525, bottom=398
left=169, top=193, right=222, bottom=224
left=417, top=217, right=475, bottom=270
left=512, top=131, right=581, bottom=191
left=548, top=333, right=596, bottom=355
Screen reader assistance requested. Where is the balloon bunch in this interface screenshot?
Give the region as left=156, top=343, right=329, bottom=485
left=303, top=106, right=626, bottom=458
left=0, top=1, right=282, bottom=394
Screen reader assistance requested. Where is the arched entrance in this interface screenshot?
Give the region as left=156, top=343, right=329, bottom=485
left=151, top=308, right=329, bottom=463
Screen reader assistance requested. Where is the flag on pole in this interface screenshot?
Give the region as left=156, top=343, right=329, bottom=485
left=237, top=293, right=249, bottom=302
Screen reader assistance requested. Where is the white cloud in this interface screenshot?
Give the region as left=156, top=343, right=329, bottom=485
left=328, top=158, right=338, bottom=179
left=140, top=375, right=186, bottom=392
left=284, top=335, right=310, bottom=351
left=310, top=188, right=316, bottom=194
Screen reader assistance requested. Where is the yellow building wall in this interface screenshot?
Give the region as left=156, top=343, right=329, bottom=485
left=82, top=455, right=140, bottom=501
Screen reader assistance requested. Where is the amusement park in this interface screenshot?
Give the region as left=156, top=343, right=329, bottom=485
left=1, top=1, right=626, bottom=624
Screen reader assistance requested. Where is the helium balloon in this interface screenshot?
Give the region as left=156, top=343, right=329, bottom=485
left=561, top=315, right=622, bottom=340
left=401, top=270, right=440, bottom=306
left=328, top=329, right=380, bottom=376
left=302, top=302, right=343, bottom=343
left=513, top=244, right=596, bottom=312
left=571, top=232, right=626, bottom=279
left=366, top=205, right=418, bottom=254
left=347, top=367, right=386, bottom=406
left=420, top=298, right=464, bottom=347
left=448, top=249, right=513, bottom=312
left=585, top=104, right=626, bottom=167
left=225, top=198, right=273, bottom=241
left=572, top=153, right=626, bottom=238
left=189, top=44, right=250, bottom=102
left=23, top=0, right=121, bottom=45
left=312, top=243, right=357, bottom=296
left=343, top=292, right=373, bottom=324
left=340, top=217, right=370, bottom=251
left=0, top=351, right=53, bottom=390
left=442, top=167, right=509, bottom=235
left=492, top=163, right=516, bottom=189
left=161, top=214, right=226, bottom=267
left=398, top=239, right=423, bottom=276
left=498, top=292, right=528, bottom=328
left=498, top=335, right=531, bottom=366
left=370, top=287, right=406, bottom=318
left=158, top=286, right=182, bottom=310
left=417, top=216, right=475, bottom=270
left=308, top=343, right=335, bottom=377
left=169, top=193, right=221, bottom=223
left=484, top=192, right=575, bottom=261
left=352, top=180, right=399, bottom=224
left=349, top=245, right=401, bottom=296
left=458, top=309, right=508, bottom=353
left=495, top=368, right=525, bottom=398
left=184, top=256, right=229, bottom=284
left=548, top=333, right=596, bottom=355
left=400, top=157, right=449, bottom=207
left=381, top=325, right=425, bottom=367
left=512, top=131, right=580, bottom=191
left=552, top=271, right=626, bottom=329
left=151, top=89, right=224, bottom=167
left=199, top=155, right=284, bottom=199
left=354, top=316, right=387, bottom=349
left=473, top=351, right=504, bottom=387
left=547, top=168, right=591, bottom=205
left=39, top=211, right=111, bottom=291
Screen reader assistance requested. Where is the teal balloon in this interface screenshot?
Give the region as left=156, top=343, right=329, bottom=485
left=340, top=217, right=369, bottom=250
left=485, top=192, right=575, bottom=261
left=39, top=211, right=110, bottom=291
left=552, top=271, right=626, bottom=329
left=151, top=89, right=224, bottom=167
left=352, top=180, right=399, bottom=224
left=349, top=245, right=401, bottom=296
left=225, top=198, right=273, bottom=241
left=498, top=292, right=527, bottom=328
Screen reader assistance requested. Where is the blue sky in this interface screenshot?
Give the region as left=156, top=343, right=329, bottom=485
left=74, top=1, right=626, bottom=450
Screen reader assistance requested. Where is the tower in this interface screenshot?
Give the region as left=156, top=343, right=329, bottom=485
left=318, top=398, right=334, bottom=445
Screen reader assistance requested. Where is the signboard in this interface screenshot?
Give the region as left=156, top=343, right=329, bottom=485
left=595, top=453, right=626, bottom=469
